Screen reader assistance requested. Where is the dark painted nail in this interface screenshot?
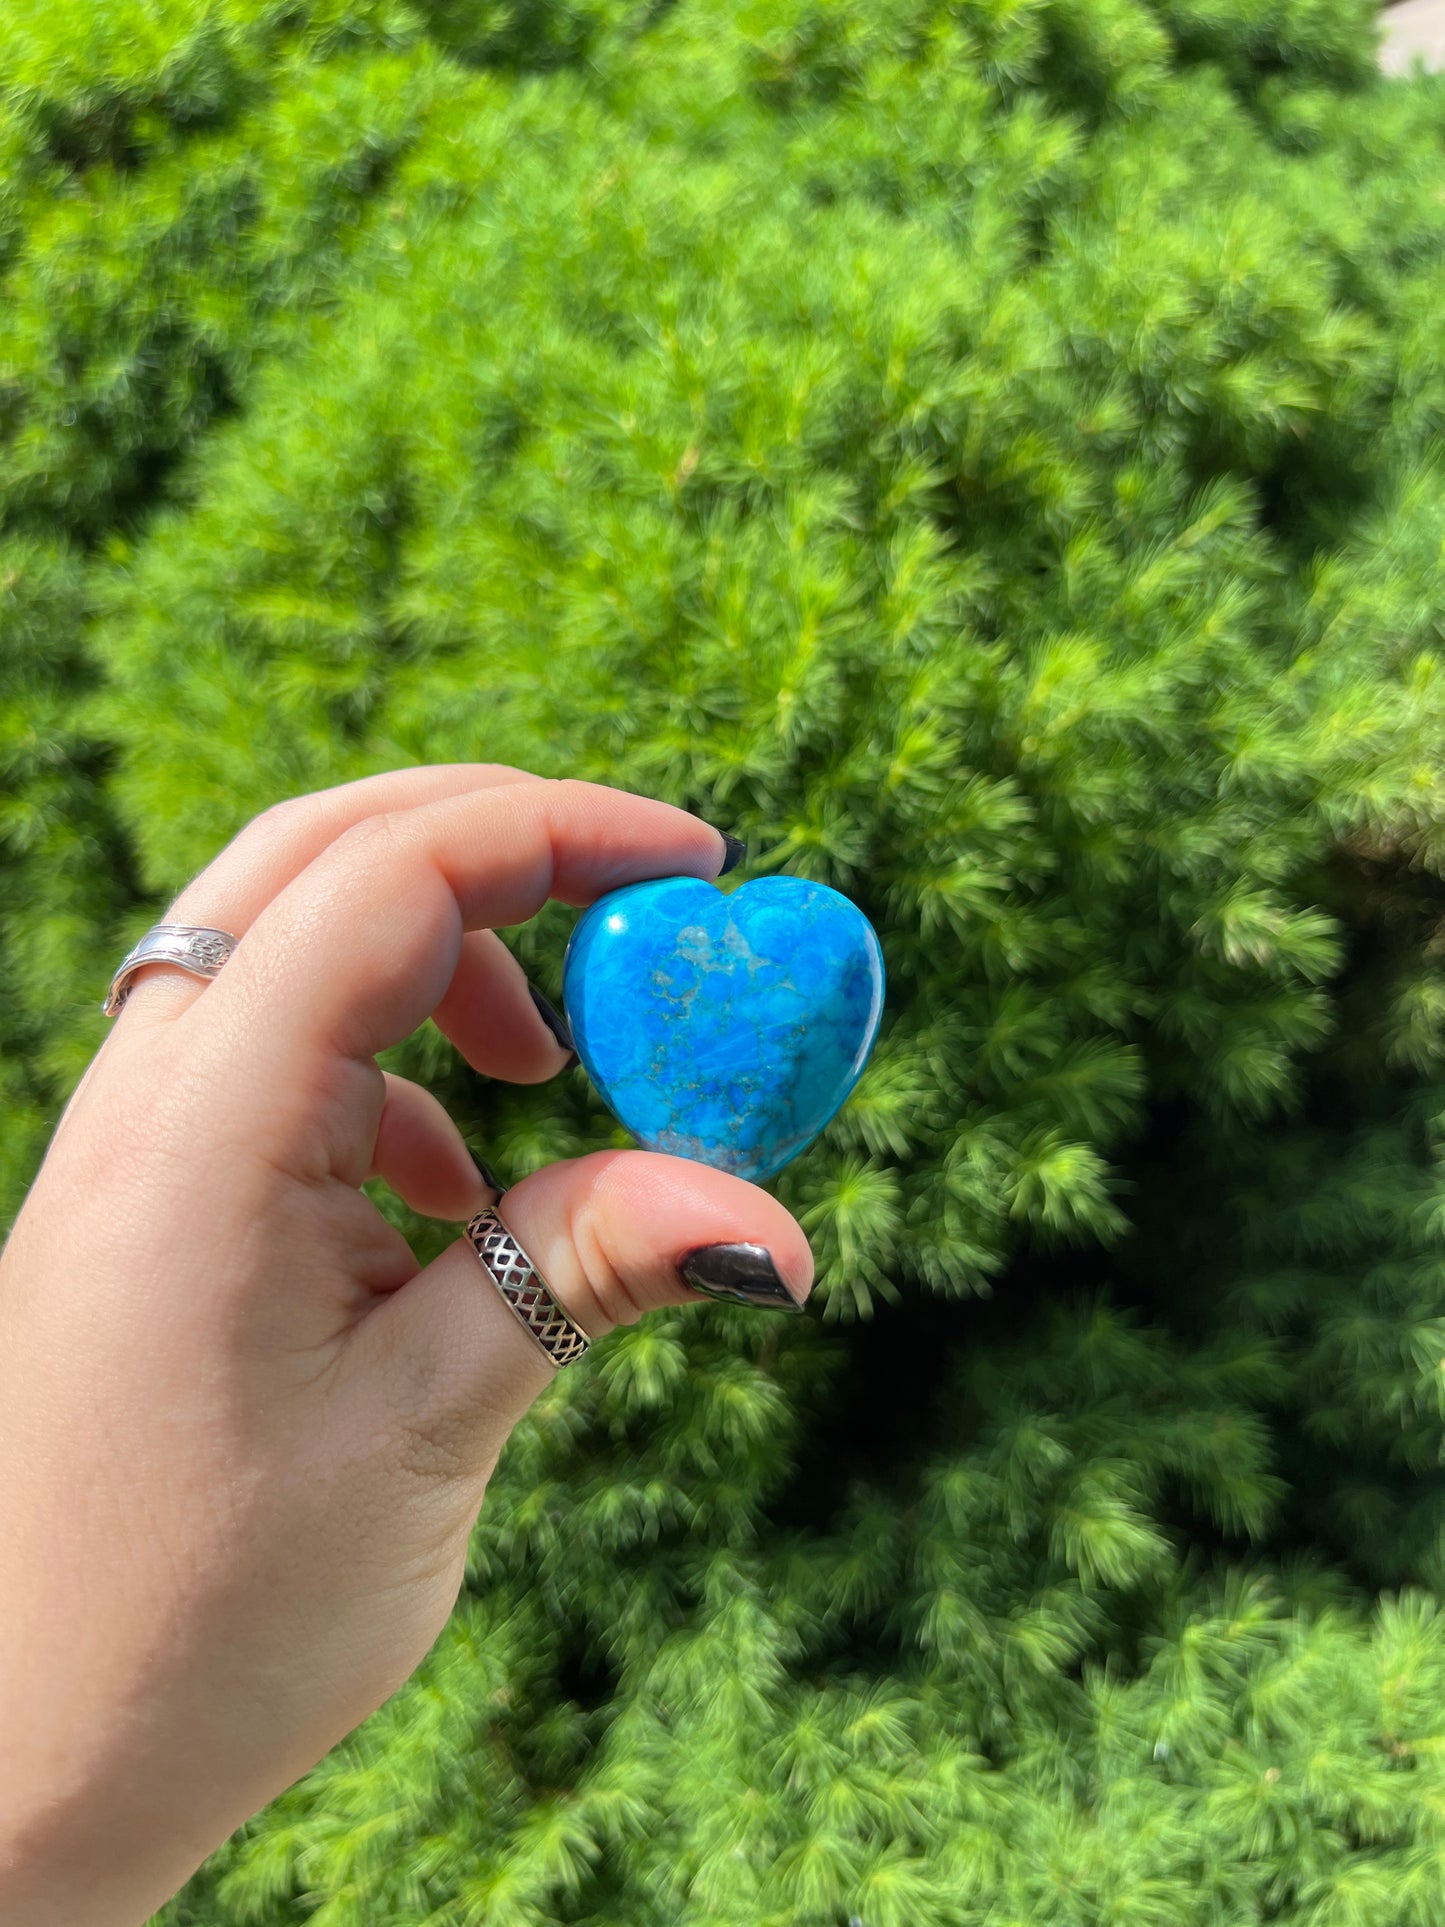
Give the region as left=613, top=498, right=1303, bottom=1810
left=713, top=831, right=746, bottom=876
left=527, top=982, right=576, bottom=1058
left=678, top=1242, right=805, bottom=1312
left=467, top=1147, right=508, bottom=1195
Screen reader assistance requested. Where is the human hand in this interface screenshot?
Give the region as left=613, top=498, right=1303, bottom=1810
left=0, top=767, right=814, bottom=1926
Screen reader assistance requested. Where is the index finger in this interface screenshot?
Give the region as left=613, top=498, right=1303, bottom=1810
left=181, top=777, right=731, bottom=1164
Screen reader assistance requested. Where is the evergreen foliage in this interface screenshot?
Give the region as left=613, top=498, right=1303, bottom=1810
left=7, top=0, right=1445, bottom=1918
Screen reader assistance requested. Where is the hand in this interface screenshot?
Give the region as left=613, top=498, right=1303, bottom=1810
left=0, top=767, right=813, bottom=1926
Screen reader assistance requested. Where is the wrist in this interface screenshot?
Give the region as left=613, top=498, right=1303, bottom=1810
left=0, top=1780, right=190, bottom=1927
left=0, top=1669, right=216, bottom=1927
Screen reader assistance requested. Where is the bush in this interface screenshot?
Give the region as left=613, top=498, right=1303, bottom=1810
left=8, top=1, right=1445, bottom=1920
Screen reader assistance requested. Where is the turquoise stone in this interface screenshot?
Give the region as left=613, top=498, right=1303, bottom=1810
left=561, top=874, right=885, bottom=1183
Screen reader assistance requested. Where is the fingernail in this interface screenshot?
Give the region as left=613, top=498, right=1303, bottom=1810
left=468, top=1147, right=508, bottom=1195
left=713, top=831, right=746, bottom=876
left=678, top=1243, right=806, bottom=1312
left=527, top=982, right=576, bottom=1059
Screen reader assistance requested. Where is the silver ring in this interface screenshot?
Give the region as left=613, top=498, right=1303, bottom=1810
left=103, top=923, right=240, bottom=1017
left=464, top=1207, right=591, bottom=1370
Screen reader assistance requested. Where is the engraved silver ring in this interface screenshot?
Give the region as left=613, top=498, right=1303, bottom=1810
left=464, top=1208, right=591, bottom=1369
left=103, top=923, right=241, bottom=1016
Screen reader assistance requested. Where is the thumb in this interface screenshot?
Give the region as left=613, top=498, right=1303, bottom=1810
left=346, top=1148, right=814, bottom=1482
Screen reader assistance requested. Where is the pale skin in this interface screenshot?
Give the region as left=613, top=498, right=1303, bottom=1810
left=0, top=767, right=814, bottom=1925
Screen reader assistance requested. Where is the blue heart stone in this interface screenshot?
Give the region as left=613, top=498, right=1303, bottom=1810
left=561, top=874, right=886, bottom=1182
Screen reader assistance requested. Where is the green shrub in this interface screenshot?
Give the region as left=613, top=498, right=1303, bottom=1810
left=8, top=1, right=1445, bottom=1920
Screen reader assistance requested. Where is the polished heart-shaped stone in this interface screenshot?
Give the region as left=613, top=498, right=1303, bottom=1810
left=561, top=874, right=885, bottom=1182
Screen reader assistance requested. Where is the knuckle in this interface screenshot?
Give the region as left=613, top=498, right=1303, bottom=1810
left=571, top=1209, right=646, bottom=1333
left=366, top=1334, right=478, bottom=1487
left=392, top=1414, right=479, bottom=1488
left=231, top=795, right=308, bottom=865
left=392, top=1387, right=499, bottom=1493
left=164, top=795, right=304, bottom=917
left=334, top=810, right=403, bottom=856
left=253, top=794, right=306, bottom=834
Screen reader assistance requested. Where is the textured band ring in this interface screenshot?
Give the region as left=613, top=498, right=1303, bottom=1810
left=464, top=1207, right=591, bottom=1370
left=103, top=924, right=241, bottom=1017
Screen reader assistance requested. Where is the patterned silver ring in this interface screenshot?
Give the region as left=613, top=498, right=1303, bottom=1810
left=103, top=923, right=240, bottom=1017
left=464, top=1207, right=591, bottom=1370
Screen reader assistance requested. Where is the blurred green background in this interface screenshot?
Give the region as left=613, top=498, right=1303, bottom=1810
left=8, top=1, right=1445, bottom=1920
